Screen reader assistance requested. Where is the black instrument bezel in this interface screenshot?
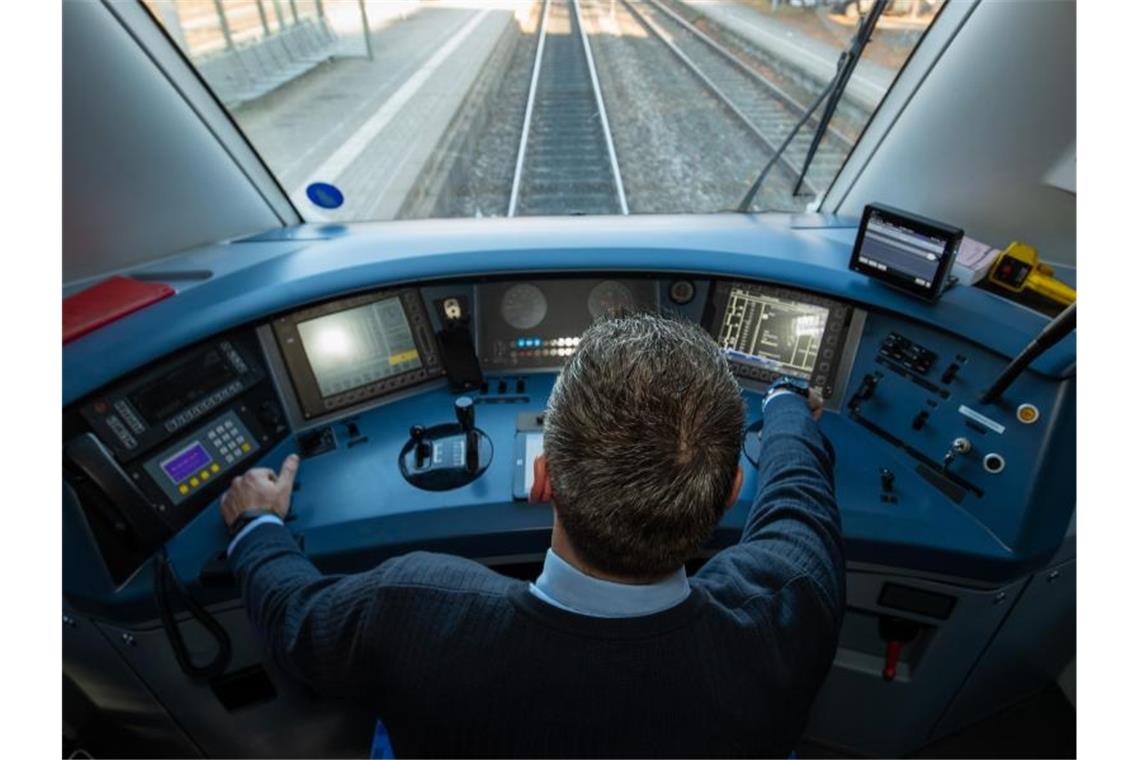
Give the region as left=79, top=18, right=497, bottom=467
left=849, top=203, right=963, bottom=302
left=702, top=279, right=853, bottom=398
left=272, top=287, right=444, bottom=419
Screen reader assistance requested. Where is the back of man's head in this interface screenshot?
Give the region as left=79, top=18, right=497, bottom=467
left=543, top=313, right=746, bottom=579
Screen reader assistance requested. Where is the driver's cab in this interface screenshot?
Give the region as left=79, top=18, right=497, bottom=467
left=55, top=1, right=1086, bottom=757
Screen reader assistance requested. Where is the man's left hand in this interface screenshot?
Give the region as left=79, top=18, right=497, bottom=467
left=221, top=454, right=300, bottom=528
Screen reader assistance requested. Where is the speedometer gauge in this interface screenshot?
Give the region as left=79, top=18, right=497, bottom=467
left=500, top=283, right=548, bottom=330
left=587, top=281, right=636, bottom=320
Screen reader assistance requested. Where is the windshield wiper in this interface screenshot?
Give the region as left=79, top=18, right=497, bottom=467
left=737, top=0, right=890, bottom=212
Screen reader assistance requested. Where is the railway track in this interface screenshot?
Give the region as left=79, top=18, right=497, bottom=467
left=622, top=0, right=855, bottom=199
left=508, top=0, right=628, bottom=216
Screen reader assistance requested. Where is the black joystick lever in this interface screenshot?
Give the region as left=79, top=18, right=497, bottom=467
left=455, top=396, right=475, bottom=432
left=410, top=425, right=430, bottom=469
left=455, top=397, right=479, bottom=474
left=400, top=397, right=490, bottom=491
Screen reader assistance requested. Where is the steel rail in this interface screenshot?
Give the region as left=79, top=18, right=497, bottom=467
left=509, top=0, right=626, bottom=216
left=645, top=0, right=854, bottom=152
left=572, top=0, right=629, bottom=214
left=508, top=0, right=552, bottom=217
left=619, top=0, right=815, bottom=196
left=624, top=0, right=856, bottom=198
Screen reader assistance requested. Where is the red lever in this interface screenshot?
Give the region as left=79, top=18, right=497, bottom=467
left=882, top=640, right=902, bottom=681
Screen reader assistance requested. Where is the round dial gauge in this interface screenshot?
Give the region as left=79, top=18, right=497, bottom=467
left=500, top=283, right=548, bottom=330
left=587, top=281, right=636, bottom=320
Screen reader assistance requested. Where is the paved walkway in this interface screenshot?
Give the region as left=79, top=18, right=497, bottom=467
left=680, top=1, right=895, bottom=112
left=233, top=3, right=519, bottom=221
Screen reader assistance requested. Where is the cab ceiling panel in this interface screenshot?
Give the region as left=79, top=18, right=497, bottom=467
left=63, top=1, right=281, bottom=284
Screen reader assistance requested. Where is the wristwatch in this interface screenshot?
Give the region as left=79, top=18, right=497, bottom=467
left=227, top=508, right=276, bottom=538
left=764, top=375, right=811, bottom=408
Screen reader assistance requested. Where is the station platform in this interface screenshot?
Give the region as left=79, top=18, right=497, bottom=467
left=233, top=3, right=523, bottom=221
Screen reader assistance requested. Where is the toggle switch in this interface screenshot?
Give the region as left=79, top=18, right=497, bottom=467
left=941, top=362, right=960, bottom=384
left=912, top=411, right=929, bottom=431
left=880, top=468, right=895, bottom=493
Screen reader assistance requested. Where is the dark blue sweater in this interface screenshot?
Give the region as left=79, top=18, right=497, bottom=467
left=231, top=394, right=844, bottom=757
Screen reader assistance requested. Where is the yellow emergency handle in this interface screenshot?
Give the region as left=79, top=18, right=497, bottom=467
left=987, top=242, right=1076, bottom=306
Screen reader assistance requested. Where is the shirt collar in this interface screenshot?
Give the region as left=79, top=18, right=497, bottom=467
left=529, top=548, right=690, bottom=618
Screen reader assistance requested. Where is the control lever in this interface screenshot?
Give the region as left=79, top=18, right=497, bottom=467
left=399, top=397, right=491, bottom=491
left=848, top=373, right=880, bottom=414
left=455, top=397, right=479, bottom=474
left=410, top=425, right=430, bottom=469
left=879, top=617, right=921, bottom=682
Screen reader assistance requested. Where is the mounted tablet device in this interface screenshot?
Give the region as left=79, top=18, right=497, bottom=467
left=850, top=203, right=963, bottom=302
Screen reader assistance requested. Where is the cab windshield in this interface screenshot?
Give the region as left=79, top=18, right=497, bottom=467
left=144, top=0, right=944, bottom=220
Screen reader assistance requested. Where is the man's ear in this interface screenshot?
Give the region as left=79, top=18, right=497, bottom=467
left=530, top=454, right=554, bottom=504
left=725, top=466, right=744, bottom=508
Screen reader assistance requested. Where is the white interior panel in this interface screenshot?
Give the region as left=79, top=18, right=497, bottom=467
left=63, top=1, right=281, bottom=284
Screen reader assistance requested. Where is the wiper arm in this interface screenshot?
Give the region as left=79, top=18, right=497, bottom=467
left=737, top=0, right=890, bottom=212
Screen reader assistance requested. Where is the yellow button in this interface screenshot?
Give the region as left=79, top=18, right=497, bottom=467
left=1016, top=403, right=1039, bottom=424
left=200, top=470, right=210, bottom=481
left=189, top=477, right=199, bottom=487
left=210, top=463, right=220, bottom=473
left=241, top=442, right=251, bottom=453
left=178, top=484, right=189, bottom=495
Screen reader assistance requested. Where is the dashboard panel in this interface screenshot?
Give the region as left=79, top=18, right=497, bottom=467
left=60, top=216, right=1076, bottom=613
left=64, top=331, right=289, bottom=583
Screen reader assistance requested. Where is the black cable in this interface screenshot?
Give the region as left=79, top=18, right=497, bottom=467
left=153, top=549, right=232, bottom=681
left=978, top=302, right=1076, bottom=405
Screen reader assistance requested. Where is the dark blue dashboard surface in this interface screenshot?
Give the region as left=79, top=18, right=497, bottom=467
left=62, top=214, right=1076, bottom=620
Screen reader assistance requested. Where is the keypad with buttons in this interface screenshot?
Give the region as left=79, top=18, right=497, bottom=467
left=142, top=410, right=260, bottom=505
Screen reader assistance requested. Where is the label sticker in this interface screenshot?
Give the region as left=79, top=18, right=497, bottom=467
left=958, top=405, right=1006, bottom=435
left=305, top=182, right=344, bottom=209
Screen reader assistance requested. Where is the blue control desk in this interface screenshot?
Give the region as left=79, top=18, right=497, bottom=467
left=62, top=214, right=1076, bottom=621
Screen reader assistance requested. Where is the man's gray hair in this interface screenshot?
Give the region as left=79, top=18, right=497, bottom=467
left=544, top=312, right=745, bottom=578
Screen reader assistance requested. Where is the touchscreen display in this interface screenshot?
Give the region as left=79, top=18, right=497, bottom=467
left=716, top=287, right=829, bottom=380
left=298, top=297, right=422, bottom=398
left=850, top=204, right=962, bottom=300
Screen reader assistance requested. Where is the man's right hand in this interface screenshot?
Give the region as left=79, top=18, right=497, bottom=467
left=221, top=454, right=300, bottom=528
left=808, top=388, right=824, bottom=421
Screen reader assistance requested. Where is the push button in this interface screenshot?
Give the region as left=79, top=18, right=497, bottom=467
left=210, top=463, right=220, bottom=473
left=189, top=477, right=199, bottom=487
left=178, top=484, right=189, bottom=495
left=200, top=470, right=210, bottom=481
left=241, top=442, right=251, bottom=453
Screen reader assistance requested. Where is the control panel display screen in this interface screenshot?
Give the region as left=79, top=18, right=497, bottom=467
left=706, top=281, right=852, bottom=397
left=159, top=442, right=213, bottom=484
left=297, top=297, right=422, bottom=398
left=274, top=288, right=444, bottom=419
left=717, top=288, right=829, bottom=380
left=130, top=348, right=237, bottom=424
left=478, top=279, right=658, bottom=369
left=850, top=204, right=962, bottom=301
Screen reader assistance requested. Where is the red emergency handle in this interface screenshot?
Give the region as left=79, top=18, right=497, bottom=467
left=882, top=640, right=902, bottom=681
